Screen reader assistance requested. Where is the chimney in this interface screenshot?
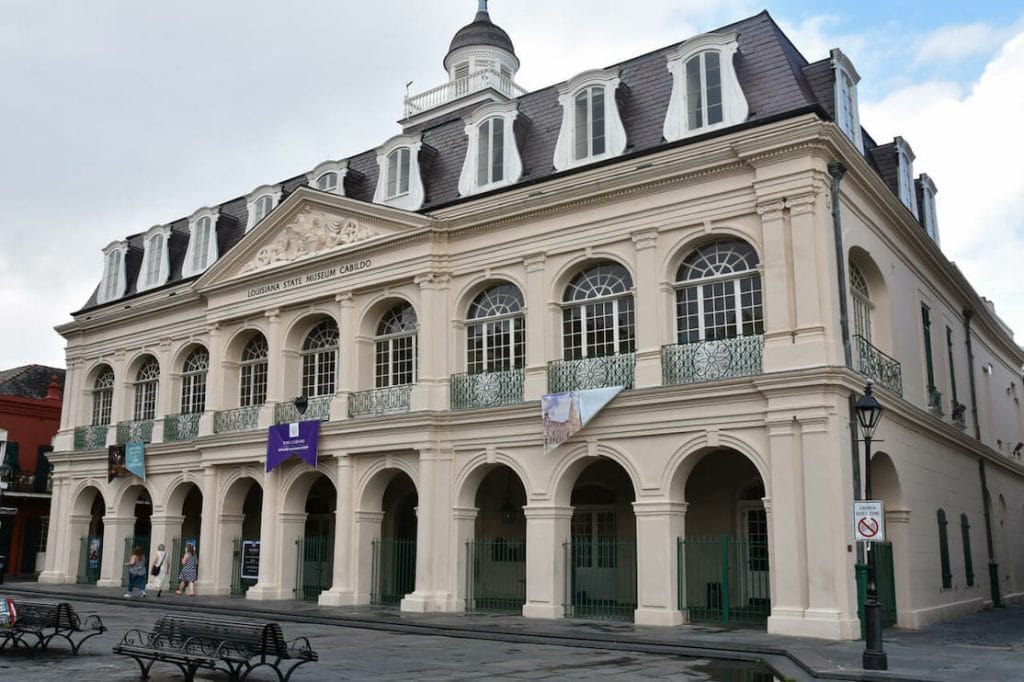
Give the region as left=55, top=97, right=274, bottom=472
left=45, top=375, right=62, bottom=401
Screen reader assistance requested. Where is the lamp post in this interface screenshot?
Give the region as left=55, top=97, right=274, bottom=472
left=855, top=381, right=887, bottom=671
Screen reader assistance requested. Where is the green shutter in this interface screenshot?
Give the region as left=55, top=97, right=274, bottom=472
left=960, top=513, right=975, bottom=587
left=937, top=509, right=952, bottom=589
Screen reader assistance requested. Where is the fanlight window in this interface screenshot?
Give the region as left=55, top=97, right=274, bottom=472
left=375, top=304, right=417, bottom=387
left=180, top=348, right=209, bottom=415
left=466, top=283, right=525, bottom=374
left=133, top=357, right=160, bottom=422
left=91, top=367, right=115, bottom=426
left=686, top=51, right=722, bottom=130
left=850, top=261, right=873, bottom=342
left=574, top=86, right=606, bottom=161
left=239, top=334, right=269, bottom=407
left=675, top=240, right=762, bottom=343
left=562, top=262, right=635, bottom=359
left=316, top=172, right=338, bottom=192
left=301, top=319, right=339, bottom=398
left=387, top=148, right=411, bottom=198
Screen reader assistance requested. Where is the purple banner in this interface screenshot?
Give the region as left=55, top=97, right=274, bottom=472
left=266, top=420, right=320, bottom=472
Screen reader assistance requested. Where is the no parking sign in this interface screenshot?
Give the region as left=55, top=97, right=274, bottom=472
left=854, top=500, right=885, bottom=542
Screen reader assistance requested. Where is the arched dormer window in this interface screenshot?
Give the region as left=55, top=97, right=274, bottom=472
left=561, top=262, right=635, bottom=359
left=458, top=102, right=522, bottom=196
left=182, top=207, right=219, bottom=277
left=373, top=134, right=425, bottom=211
left=133, top=357, right=160, bottom=421
left=306, top=159, right=348, bottom=197
left=375, top=304, right=418, bottom=387
left=91, top=367, right=115, bottom=426
left=919, top=173, right=939, bottom=245
left=239, top=334, right=268, bottom=407
left=98, top=240, right=127, bottom=305
left=553, top=69, right=627, bottom=171
left=849, top=260, right=873, bottom=342
left=301, top=319, right=339, bottom=397
left=831, top=48, right=864, bottom=152
left=664, top=33, right=748, bottom=142
left=180, top=348, right=209, bottom=415
left=466, top=283, right=525, bottom=373
left=674, top=240, right=762, bottom=342
left=895, top=137, right=919, bottom=219
left=245, top=184, right=283, bottom=232
left=137, top=225, right=171, bottom=293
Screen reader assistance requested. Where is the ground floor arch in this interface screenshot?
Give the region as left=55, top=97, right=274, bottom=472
left=72, top=486, right=106, bottom=584
left=357, top=469, right=417, bottom=606
left=869, top=451, right=904, bottom=628
left=216, top=475, right=264, bottom=595
left=278, top=470, right=337, bottom=601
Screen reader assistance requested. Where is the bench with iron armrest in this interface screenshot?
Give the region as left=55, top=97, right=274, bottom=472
left=0, top=600, right=107, bottom=653
left=113, top=613, right=318, bottom=681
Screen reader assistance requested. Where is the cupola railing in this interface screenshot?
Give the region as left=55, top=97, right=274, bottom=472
left=404, top=69, right=526, bottom=118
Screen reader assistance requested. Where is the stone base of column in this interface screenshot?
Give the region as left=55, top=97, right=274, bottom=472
left=634, top=607, right=684, bottom=627
left=318, top=588, right=357, bottom=607
left=400, top=591, right=449, bottom=613
left=768, top=608, right=854, bottom=640
left=97, top=578, right=121, bottom=588
left=522, top=603, right=563, bottom=619
left=245, top=584, right=291, bottom=601
left=198, top=584, right=231, bottom=597
left=37, top=570, right=69, bottom=585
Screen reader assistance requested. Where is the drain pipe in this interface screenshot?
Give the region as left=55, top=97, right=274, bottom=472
left=963, top=309, right=982, bottom=440
left=978, top=459, right=1002, bottom=606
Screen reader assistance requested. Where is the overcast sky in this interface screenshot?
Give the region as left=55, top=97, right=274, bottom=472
left=2, top=0, right=1022, bottom=370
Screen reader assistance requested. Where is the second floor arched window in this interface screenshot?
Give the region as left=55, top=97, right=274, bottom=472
left=850, top=261, right=873, bottom=342
left=239, top=334, right=269, bottom=407
left=562, top=262, right=635, bottom=360
left=675, top=239, right=762, bottom=343
left=91, top=367, right=114, bottom=426
left=133, top=357, right=160, bottom=421
left=376, top=304, right=417, bottom=387
left=301, top=319, right=339, bottom=397
left=180, top=348, right=209, bottom=415
left=467, top=284, right=524, bottom=374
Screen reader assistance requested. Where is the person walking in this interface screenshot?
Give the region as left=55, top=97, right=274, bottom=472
left=150, top=543, right=168, bottom=597
left=124, top=545, right=147, bottom=598
left=176, top=543, right=197, bottom=596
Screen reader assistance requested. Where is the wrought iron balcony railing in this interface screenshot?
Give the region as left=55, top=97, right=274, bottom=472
left=928, top=385, right=944, bottom=415
left=662, top=334, right=765, bottom=386
left=349, top=385, right=412, bottom=418
left=403, top=69, right=527, bottom=118
left=548, top=353, right=635, bottom=394
left=73, top=424, right=109, bottom=451
left=213, top=406, right=261, bottom=434
left=0, top=469, right=52, bottom=494
left=164, top=412, right=201, bottom=442
left=854, top=335, right=904, bottom=397
left=450, top=368, right=525, bottom=410
left=275, top=395, right=332, bottom=423
left=951, top=401, right=967, bottom=429
left=116, top=419, right=153, bottom=444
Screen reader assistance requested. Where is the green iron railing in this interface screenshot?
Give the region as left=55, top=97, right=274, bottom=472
left=548, top=353, right=635, bottom=394
left=677, top=536, right=770, bottom=626
left=564, top=538, right=637, bottom=622
left=120, top=535, right=151, bottom=588
left=214, top=406, right=261, bottom=433
left=662, top=334, right=764, bottom=385
left=275, top=396, right=332, bottom=424
left=927, top=385, right=944, bottom=415
left=164, top=413, right=201, bottom=442
left=465, top=539, right=526, bottom=613
left=116, top=419, right=153, bottom=444
left=854, top=335, right=903, bottom=397
left=951, top=401, right=967, bottom=430
left=450, top=368, right=525, bottom=410
left=74, top=424, right=108, bottom=450
left=370, top=538, right=416, bottom=606
left=231, top=537, right=258, bottom=596
left=77, top=536, right=102, bottom=585
left=295, top=535, right=333, bottom=601
left=349, top=385, right=412, bottom=418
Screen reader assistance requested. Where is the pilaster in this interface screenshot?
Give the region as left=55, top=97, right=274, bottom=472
left=631, top=230, right=662, bottom=389
left=401, top=448, right=455, bottom=612
left=353, top=510, right=385, bottom=604
left=410, top=273, right=451, bottom=411
left=96, top=514, right=136, bottom=587
left=247, top=467, right=283, bottom=600
left=523, top=253, right=548, bottom=400
left=633, top=500, right=686, bottom=626
left=522, top=504, right=573, bottom=619
left=320, top=455, right=357, bottom=606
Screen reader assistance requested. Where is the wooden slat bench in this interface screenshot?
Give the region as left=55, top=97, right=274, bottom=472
left=0, top=599, right=107, bottom=653
left=113, top=612, right=318, bottom=681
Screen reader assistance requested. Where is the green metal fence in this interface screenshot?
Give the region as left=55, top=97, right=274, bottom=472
left=564, top=539, right=637, bottom=621
left=295, top=535, right=333, bottom=601
left=371, top=538, right=416, bottom=606
left=120, top=535, right=151, bottom=588
left=874, top=542, right=897, bottom=627
left=77, top=536, right=102, bottom=585
left=465, top=539, right=526, bottom=613
left=661, top=334, right=765, bottom=385
left=678, top=536, right=771, bottom=626
left=231, top=537, right=258, bottom=596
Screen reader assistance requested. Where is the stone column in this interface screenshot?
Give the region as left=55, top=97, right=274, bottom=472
left=523, top=254, right=548, bottom=401
left=352, top=510, right=384, bottom=605
left=320, top=454, right=356, bottom=606
left=631, top=230, right=661, bottom=389
left=260, top=309, right=282, bottom=428
left=277, top=511, right=308, bottom=601
left=411, top=273, right=450, bottom=411
left=522, top=504, right=573, bottom=619
left=330, top=293, right=355, bottom=421
left=787, top=193, right=830, bottom=365
left=38, top=477, right=72, bottom=584
left=210, top=513, right=244, bottom=595
left=247, top=468, right=282, bottom=600
left=765, top=417, right=808, bottom=634
left=451, top=506, right=478, bottom=611
left=109, top=350, right=128, bottom=446
left=633, top=500, right=686, bottom=626
left=146, top=513, right=185, bottom=591
left=97, top=514, right=136, bottom=588
left=401, top=448, right=454, bottom=612
left=200, top=324, right=223, bottom=436
left=197, top=467, right=222, bottom=594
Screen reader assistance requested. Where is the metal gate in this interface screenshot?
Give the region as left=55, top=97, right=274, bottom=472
left=294, top=535, right=333, bottom=601
left=76, top=536, right=102, bottom=585
left=678, top=536, right=771, bottom=626
left=874, top=542, right=897, bottom=626
left=563, top=538, right=637, bottom=621
left=465, top=539, right=526, bottom=613
left=370, top=538, right=416, bottom=606
left=120, top=535, right=151, bottom=588
left=231, top=538, right=258, bottom=596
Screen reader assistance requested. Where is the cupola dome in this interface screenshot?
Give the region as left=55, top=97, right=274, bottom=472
left=443, top=1, right=518, bottom=72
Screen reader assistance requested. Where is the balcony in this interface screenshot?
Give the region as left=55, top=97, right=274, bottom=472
left=548, top=353, right=635, bottom=394
left=854, top=335, right=904, bottom=397
left=164, top=413, right=201, bottom=442
left=951, top=401, right=967, bottom=430
left=450, top=368, right=525, bottom=410
left=928, top=385, right=944, bottom=415
left=214, top=406, right=261, bottom=434
left=73, top=424, right=108, bottom=451
left=662, top=334, right=764, bottom=386
left=0, top=468, right=52, bottom=494
left=403, top=69, right=527, bottom=118
left=116, top=419, right=153, bottom=444
left=275, top=396, right=332, bottom=423
left=349, top=385, right=412, bottom=418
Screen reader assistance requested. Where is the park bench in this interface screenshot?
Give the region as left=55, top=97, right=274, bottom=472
left=113, top=612, right=318, bottom=681
left=0, top=599, right=106, bottom=653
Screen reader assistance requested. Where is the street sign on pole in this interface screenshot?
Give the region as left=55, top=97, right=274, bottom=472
left=854, top=500, right=885, bottom=542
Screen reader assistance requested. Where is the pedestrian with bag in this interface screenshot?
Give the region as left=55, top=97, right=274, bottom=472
left=176, top=543, right=197, bottom=596
left=150, top=543, right=167, bottom=597
left=124, top=545, right=147, bottom=598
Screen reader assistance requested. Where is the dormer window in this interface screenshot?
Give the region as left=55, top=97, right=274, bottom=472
left=458, top=102, right=522, bottom=196
left=830, top=49, right=863, bottom=152
left=245, top=184, right=282, bottom=231
left=137, top=225, right=170, bottom=292
left=373, top=133, right=425, bottom=211
left=182, top=207, right=219, bottom=278
left=306, top=160, right=348, bottom=197
left=664, top=33, right=748, bottom=142
left=553, top=69, right=627, bottom=171
left=97, top=240, right=127, bottom=304
left=919, top=174, right=940, bottom=244
left=895, top=137, right=919, bottom=219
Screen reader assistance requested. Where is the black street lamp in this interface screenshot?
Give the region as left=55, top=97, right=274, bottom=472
left=854, top=381, right=887, bottom=671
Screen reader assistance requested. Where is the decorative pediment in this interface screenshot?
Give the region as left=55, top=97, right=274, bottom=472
left=239, top=207, right=380, bottom=275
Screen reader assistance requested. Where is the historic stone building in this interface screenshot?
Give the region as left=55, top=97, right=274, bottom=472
left=42, top=6, right=1024, bottom=639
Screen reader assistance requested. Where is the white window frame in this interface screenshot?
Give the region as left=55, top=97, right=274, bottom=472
left=373, top=133, right=425, bottom=211
left=895, top=137, right=919, bottom=219
left=91, top=366, right=115, bottom=426
left=179, top=348, right=209, bottom=415
left=560, top=263, right=636, bottom=360
left=136, top=224, right=171, bottom=293
left=245, top=184, right=283, bottom=232
left=919, top=173, right=940, bottom=245
left=306, top=159, right=349, bottom=196
left=831, top=49, right=864, bottom=152
left=673, top=240, right=763, bottom=343
left=664, top=32, right=748, bottom=142
left=301, top=319, right=339, bottom=398
left=466, top=283, right=525, bottom=374
left=374, top=304, right=418, bottom=388
left=458, top=101, right=522, bottom=196
left=182, top=207, right=220, bottom=278
left=553, top=68, right=627, bottom=171
left=97, top=240, right=127, bottom=305
left=849, top=261, right=874, bottom=342
left=239, top=334, right=269, bottom=408
left=133, top=357, right=160, bottom=422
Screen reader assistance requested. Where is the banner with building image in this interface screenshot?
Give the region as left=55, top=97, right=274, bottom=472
left=541, top=386, right=623, bottom=451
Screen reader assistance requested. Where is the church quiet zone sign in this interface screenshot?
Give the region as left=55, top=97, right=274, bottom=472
left=854, top=500, right=885, bottom=542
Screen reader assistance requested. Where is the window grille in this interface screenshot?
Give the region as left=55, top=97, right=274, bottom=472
left=561, top=262, right=635, bottom=360
left=239, top=335, right=269, bottom=407
left=686, top=51, right=722, bottom=129
left=301, top=320, right=339, bottom=397
left=133, top=358, right=160, bottom=421
left=91, top=367, right=114, bottom=426
left=375, top=304, right=417, bottom=387
left=180, top=348, right=209, bottom=414
left=466, top=284, right=525, bottom=374
left=675, top=240, right=762, bottom=343
left=573, top=86, right=606, bottom=160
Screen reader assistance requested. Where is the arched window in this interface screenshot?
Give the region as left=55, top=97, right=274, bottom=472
left=467, top=283, right=524, bottom=373
left=239, top=335, right=269, bottom=407
left=675, top=240, right=762, bottom=343
left=133, top=357, right=160, bottom=421
left=375, top=304, right=417, bottom=387
left=91, top=367, right=114, bottom=426
left=316, top=172, right=338, bottom=192
left=685, top=51, right=722, bottom=130
left=301, top=320, right=339, bottom=397
left=850, top=261, right=873, bottom=342
left=476, top=117, right=505, bottom=186
left=180, top=348, right=209, bottom=415
left=562, top=262, right=635, bottom=360
left=574, top=86, right=606, bottom=161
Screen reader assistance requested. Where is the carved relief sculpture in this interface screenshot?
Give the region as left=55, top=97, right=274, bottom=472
left=240, top=209, right=378, bottom=273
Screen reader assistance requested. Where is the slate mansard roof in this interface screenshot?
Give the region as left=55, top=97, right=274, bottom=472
left=0, top=365, right=66, bottom=400
left=79, top=10, right=886, bottom=313
left=447, top=8, right=517, bottom=59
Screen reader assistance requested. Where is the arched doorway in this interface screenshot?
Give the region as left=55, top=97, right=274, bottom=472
left=219, top=476, right=263, bottom=596
left=117, top=487, right=152, bottom=589
left=566, top=458, right=637, bottom=621
left=370, top=472, right=418, bottom=606
left=74, top=487, right=106, bottom=584
left=297, top=475, right=336, bottom=600
left=466, top=465, right=527, bottom=613
left=870, top=452, right=903, bottom=628
left=165, top=482, right=203, bottom=587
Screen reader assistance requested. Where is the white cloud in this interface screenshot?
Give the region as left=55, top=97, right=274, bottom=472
left=914, top=22, right=1006, bottom=65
